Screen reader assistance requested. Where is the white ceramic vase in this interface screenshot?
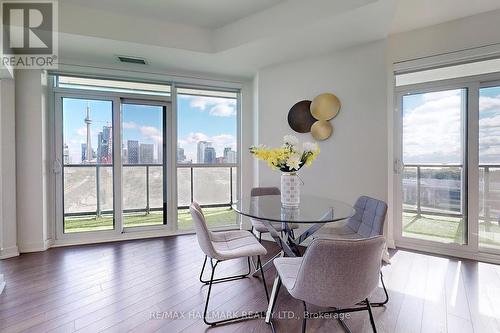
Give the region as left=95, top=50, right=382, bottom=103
left=281, top=172, right=300, bottom=207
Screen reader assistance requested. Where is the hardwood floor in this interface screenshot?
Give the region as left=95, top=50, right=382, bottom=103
left=1, top=235, right=500, bottom=333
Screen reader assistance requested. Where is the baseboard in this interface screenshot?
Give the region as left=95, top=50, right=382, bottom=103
left=0, top=245, right=19, bottom=259
left=18, top=240, right=51, bottom=253
left=395, top=239, right=500, bottom=265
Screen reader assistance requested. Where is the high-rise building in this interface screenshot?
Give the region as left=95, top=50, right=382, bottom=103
left=204, top=146, right=216, bottom=164
left=81, top=143, right=87, bottom=162
left=63, top=143, right=70, bottom=164
left=197, top=141, right=211, bottom=163
left=122, top=146, right=128, bottom=163
left=177, top=147, right=186, bottom=162
left=157, top=143, right=163, bottom=164
left=84, top=103, right=92, bottom=163
left=127, top=140, right=139, bottom=164
left=224, top=147, right=237, bottom=163
left=97, top=125, right=113, bottom=164
left=140, top=143, right=154, bottom=164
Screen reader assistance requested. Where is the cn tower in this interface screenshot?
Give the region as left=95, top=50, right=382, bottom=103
left=84, top=103, right=92, bottom=163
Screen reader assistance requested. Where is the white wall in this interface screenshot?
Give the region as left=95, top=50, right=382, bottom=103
left=0, top=79, right=17, bottom=259
left=15, top=70, right=50, bottom=252
left=255, top=40, right=388, bottom=231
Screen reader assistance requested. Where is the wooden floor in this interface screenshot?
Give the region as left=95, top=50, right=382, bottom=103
left=1, top=235, right=500, bottom=333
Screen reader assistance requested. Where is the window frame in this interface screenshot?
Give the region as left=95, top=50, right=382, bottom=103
left=393, top=69, right=500, bottom=257
left=50, top=75, right=241, bottom=242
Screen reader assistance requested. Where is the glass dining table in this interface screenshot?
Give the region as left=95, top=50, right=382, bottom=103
left=233, top=194, right=355, bottom=258
left=233, top=194, right=355, bottom=326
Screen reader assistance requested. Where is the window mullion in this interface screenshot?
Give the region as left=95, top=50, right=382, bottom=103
left=467, top=83, right=479, bottom=250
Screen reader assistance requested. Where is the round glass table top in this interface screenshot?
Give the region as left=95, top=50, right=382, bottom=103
left=233, top=194, right=355, bottom=224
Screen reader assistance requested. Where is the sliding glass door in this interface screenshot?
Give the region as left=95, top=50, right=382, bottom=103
left=121, top=101, right=168, bottom=228
left=479, top=85, right=500, bottom=250
left=399, top=88, right=468, bottom=244
left=55, top=92, right=171, bottom=237
left=61, top=97, right=116, bottom=233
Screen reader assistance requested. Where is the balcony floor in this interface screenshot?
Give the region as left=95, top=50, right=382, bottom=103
left=64, top=207, right=237, bottom=233
left=403, top=212, right=500, bottom=250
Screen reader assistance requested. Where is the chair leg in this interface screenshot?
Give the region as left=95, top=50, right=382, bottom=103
left=259, top=232, right=262, bottom=243
left=302, top=301, right=307, bottom=333
left=368, top=272, right=389, bottom=307
left=257, top=255, right=269, bottom=301
left=199, top=255, right=251, bottom=285
left=366, top=299, right=378, bottom=333
left=265, top=275, right=282, bottom=324
left=203, top=258, right=266, bottom=326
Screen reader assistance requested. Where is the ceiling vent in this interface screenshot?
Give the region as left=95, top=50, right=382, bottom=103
left=117, top=56, right=147, bottom=65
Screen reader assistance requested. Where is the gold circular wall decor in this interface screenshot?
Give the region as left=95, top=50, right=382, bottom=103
left=310, top=93, right=341, bottom=121
left=311, top=120, right=333, bottom=141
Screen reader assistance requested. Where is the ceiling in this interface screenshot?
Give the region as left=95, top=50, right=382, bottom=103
left=57, top=0, right=500, bottom=79
left=62, top=0, right=285, bottom=29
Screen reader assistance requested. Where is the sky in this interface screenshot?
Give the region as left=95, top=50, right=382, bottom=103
left=402, top=86, right=500, bottom=165
left=62, top=94, right=237, bottom=164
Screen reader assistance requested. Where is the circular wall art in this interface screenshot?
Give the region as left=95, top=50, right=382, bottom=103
left=286, top=92, right=340, bottom=141
left=287, top=100, right=316, bottom=133
left=310, top=93, right=341, bottom=121
left=311, top=120, right=333, bottom=141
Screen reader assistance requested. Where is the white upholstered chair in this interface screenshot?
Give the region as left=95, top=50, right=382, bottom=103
left=190, top=202, right=269, bottom=326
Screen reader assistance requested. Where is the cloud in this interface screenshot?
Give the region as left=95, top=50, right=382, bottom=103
left=76, top=126, right=87, bottom=136
left=138, top=126, right=162, bottom=143
left=122, top=121, right=137, bottom=129
left=403, top=90, right=463, bottom=163
left=185, top=96, right=236, bottom=117
left=209, top=104, right=236, bottom=117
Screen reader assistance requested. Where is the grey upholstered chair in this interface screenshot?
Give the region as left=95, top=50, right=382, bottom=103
left=316, top=195, right=390, bottom=307
left=190, top=202, right=269, bottom=326
left=319, top=196, right=387, bottom=239
left=271, top=236, right=386, bottom=332
left=250, top=187, right=298, bottom=242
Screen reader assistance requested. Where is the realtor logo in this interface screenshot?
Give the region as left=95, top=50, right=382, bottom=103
left=1, top=0, right=58, bottom=68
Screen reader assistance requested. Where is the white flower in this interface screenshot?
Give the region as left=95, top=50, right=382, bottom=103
left=283, top=135, right=299, bottom=146
left=302, top=142, right=318, bottom=152
left=286, top=154, right=301, bottom=170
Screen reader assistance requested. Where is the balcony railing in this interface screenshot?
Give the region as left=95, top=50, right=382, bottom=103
left=63, top=163, right=236, bottom=218
left=402, top=164, right=500, bottom=222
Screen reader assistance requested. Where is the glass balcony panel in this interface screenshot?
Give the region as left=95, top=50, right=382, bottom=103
left=193, top=167, right=231, bottom=205
left=149, top=166, right=163, bottom=209
left=99, top=166, right=113, bottom=212
left=177, top=168, right=191, bottom=207
left=64, top=166, right=97, bottom=214
left=123, top=166, right=147, bottom=210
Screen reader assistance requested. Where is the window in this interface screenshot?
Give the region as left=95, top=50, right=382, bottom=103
left=176, top=88, right=239, bottom=230
left=479, top=85, right=500, bottom=250
left=395, top=56, right=500, bottom=257
left=57, top=76, right=171, bottom=96
left=401, top=89, right=467, bottom=244
left=53, top=75, right=240, bottom=239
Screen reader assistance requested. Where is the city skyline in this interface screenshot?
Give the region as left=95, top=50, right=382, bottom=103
left=63, top=94, right=237, bottom=164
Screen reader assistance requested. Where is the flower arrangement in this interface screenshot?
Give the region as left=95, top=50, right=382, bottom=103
left=250, top=135, right=320, bottom=173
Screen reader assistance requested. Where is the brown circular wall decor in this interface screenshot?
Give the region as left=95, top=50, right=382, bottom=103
left=311, top=120, right=333, bottom=141
left=310, top=93, right=341, bottom=121
left=287, top=100, right=316, bottom=133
